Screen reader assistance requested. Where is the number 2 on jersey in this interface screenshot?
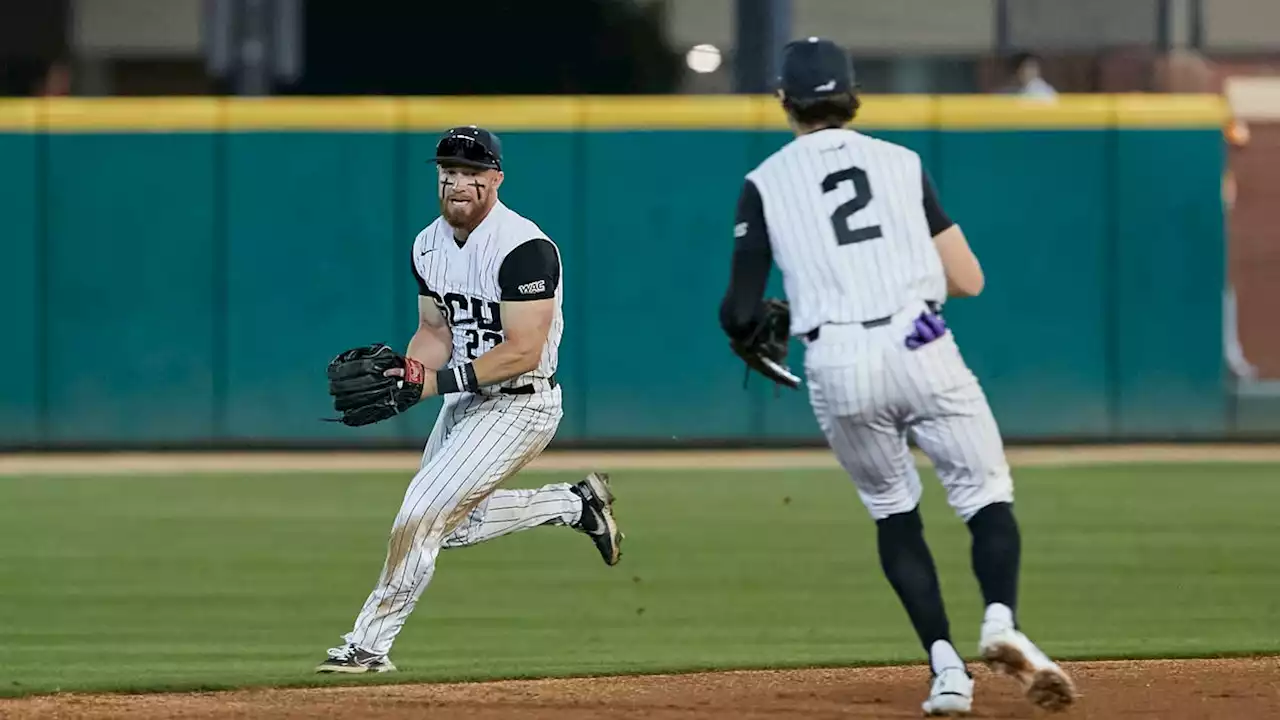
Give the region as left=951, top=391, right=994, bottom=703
left=821, top=166, right=883, bottom=246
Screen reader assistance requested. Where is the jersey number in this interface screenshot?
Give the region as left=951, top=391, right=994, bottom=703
left=821, top=166, right=883, bottom=246
left=464, top=330, right=503, bottom=360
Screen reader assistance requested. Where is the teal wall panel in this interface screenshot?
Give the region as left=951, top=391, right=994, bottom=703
left=865, top=129, right=936, bottom=166
left=0, top=134, right=40, bottom=443
left=5, top=116, right=1237, bottom=447
left=581, top=131, right=758, bottom=439
left=43, top=133, right=217, bottom=442
left=223, top=133, right=401, bottom=440
left=935, top=131, right=1113, bottom=437
left=1113, top=129, right=1226, bottom=435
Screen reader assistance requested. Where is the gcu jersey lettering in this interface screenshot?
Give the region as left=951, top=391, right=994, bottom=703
left=411, top=200, right=563, bottom=391
left=744, top=128, right=948, bottom=334
left=421, top=290, right=504, bottom=360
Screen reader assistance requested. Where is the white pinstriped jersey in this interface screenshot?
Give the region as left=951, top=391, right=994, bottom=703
left=411, top=200, right=563, bottom=392
left=746, top=128, right=947, bottom=334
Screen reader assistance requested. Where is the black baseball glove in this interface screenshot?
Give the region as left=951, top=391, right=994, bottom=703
left=326, top=343, right=425, bottom=427
left=728, top=298, right=801, bottom=390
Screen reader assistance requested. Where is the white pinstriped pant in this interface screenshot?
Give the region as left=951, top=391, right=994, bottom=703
left=345, top=387, right=580, bottom=656
left=804, top=301, right=1014, bottom=522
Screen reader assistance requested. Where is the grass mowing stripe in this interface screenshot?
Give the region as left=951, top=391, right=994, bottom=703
left=0, top=463, right=1277, bottom=697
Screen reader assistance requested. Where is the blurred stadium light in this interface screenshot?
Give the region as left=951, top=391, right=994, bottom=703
left=685, top=44, right=724, bottom=74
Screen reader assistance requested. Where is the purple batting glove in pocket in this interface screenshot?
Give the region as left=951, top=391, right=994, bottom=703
left=905, top=311, right=947, bottom=350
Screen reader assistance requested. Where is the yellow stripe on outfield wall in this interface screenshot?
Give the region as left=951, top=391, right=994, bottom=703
left=0, top=100, right=40, bottom=130
left=11, top=94, right=1228, bottom=133
left=405, top=96, right=580, bottom=130
left=223, top=97, right=401, bottom=130
left=848, top=95, right=939, bottom=130
left=938, top=95, right=1115, bottom=129
left=581, top=95, right=766, bottom=129
left=43, top=98, right=222, bottom=131
left=1113, top=93, right=1229, bottom=127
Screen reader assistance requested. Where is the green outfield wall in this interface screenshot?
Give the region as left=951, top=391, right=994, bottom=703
left=0, top=95, right=1232, bottom=447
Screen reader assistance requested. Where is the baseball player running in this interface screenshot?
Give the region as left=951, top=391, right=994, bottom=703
left=317, top=125, right=624, bottom=674
left=719, top=38, right=1076, bottom=715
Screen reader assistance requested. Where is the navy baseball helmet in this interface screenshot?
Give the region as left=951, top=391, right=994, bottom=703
left=433, top=125, right=503, bottom=171
left=779, top=37, right=855, bottom=102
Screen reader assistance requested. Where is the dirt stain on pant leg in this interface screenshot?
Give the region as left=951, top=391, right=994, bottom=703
left=376, top=514, right=439, bottom=612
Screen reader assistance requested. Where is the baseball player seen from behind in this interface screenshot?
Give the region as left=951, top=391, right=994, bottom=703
left=718, top=38, right=1076, bottom=716
left=317, top=125, right=624, bottom=674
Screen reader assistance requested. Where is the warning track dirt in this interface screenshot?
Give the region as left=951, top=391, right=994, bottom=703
left=2, top=444, right=1279, bottom=476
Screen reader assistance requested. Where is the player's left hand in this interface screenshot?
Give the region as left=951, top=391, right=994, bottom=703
left=384, top=365, right=438, bottom=398
left=326, top=343, right=426, bottom=426
left=905, top=309, right=947, bottom=350
left=729, top=297, right=801, bottom=390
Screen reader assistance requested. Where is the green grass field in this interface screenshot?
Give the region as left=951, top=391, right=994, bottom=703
left=1, top=462, right=1278, bottom=698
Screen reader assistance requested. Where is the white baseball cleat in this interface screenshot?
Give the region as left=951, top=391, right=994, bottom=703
left=979, top=623, right=1076, bottom=712
left=921, top=666, right=974, bottom=716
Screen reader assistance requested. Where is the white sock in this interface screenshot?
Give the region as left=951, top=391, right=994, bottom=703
left=929, top=639, right=965, bottom=674
left=984, top=602, right=1015, bottom=629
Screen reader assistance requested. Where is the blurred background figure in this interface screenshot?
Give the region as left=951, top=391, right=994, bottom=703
left=999, top=51, right=1057, bottom=98
left=1222, top=114, right=1259, bottom=381
left=37, top=59, right=73, bottom=96
left=1223, top=117, right=1250, bottom=209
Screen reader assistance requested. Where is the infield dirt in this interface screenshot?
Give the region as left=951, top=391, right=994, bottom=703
left=4, top=658, right=1279, bottom=719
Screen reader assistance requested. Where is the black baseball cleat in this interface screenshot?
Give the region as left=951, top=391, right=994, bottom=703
left=571, top=472, right=624, bottom=566
left=315, top=643, right=397, bottom=674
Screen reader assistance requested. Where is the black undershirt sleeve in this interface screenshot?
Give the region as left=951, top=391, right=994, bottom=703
left=498, top=238, right=561, bottom=301
left=922, top=170, right=955, bottom=236
left=719, top=179, right=774, bottom=341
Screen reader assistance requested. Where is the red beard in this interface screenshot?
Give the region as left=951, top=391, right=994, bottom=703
left=441, top=196, right=486, bottom=230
